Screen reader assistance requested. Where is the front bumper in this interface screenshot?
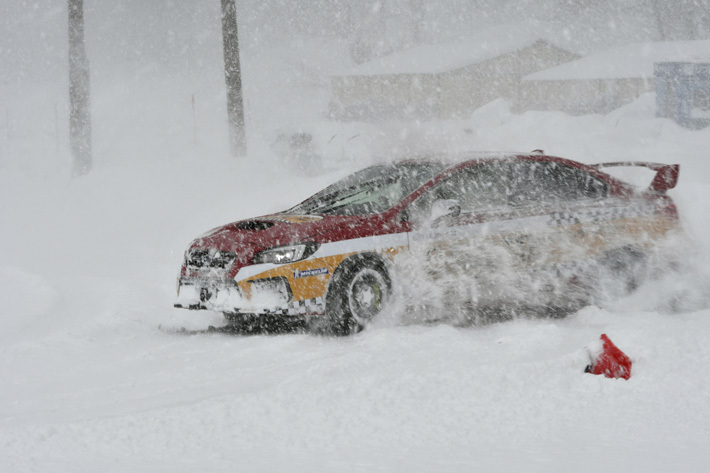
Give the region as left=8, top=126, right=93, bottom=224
left=174, top=278, right=244, bottom=311
left=174, top=277, right=326, bottom=316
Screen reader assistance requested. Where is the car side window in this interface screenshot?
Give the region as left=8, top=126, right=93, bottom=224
left=576, top=169, right=608, bottom=199
left=510, top=161, right=607, bottom=205
left=407, top=162, right=509, bottom=222
left=448, top=163, right=509, bottom=210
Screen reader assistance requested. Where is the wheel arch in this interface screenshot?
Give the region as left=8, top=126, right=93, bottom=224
left=330, top=250, right=392, bottom=283
left=325, top=251, right=393, bottom=303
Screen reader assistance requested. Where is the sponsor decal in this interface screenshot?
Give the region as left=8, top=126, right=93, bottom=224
left=294, top=267, right=329, bottom=279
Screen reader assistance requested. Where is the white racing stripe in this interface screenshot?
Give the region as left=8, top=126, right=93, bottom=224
left=309, top=232, right=408, bottom=258
left=411, top=205, right=640, bottom=243
left=410, top=215, right=550, bottom=243
left=234, top=205, right=643, bottom=283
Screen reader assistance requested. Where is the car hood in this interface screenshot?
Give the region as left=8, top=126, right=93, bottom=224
left=187, top=213, right=387, bottom=266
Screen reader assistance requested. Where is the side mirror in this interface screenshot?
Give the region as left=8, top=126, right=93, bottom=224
left=431, top=199, right=461, bottom=220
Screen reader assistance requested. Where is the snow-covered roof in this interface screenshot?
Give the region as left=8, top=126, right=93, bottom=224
left=342, top=24, right=552, bottom=76
left=524, top=40, right=710, bottom=81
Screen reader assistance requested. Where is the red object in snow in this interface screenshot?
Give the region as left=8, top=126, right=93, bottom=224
left=585, top=334, right=632, bottom=380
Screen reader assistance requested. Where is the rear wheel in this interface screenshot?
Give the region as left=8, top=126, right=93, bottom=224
left=598, top=246, right=649, bottom=298
left=316, top=255, right=391, bottom=336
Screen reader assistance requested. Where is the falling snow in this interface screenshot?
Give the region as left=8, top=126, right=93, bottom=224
left=1, top=1, right=710, bottom=471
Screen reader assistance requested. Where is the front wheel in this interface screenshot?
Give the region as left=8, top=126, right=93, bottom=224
left=317, top=256, right=391, bottom=336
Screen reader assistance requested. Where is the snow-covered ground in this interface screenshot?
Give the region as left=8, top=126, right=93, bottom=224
left=1, top=91, right=710, bottom=471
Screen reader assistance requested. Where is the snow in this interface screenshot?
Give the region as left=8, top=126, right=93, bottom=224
left=4, top=312, right=710, bottom=472
left=2, top=3, right=710, bottom=471
left=525, top=39, right=710, bottom=81
left=2, top=91, right=710, bottom=470
left=342, top=23, right=547, bottom=76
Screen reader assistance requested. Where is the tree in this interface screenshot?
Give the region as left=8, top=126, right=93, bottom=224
left=220, top=0, right=246, bottom=157
left=650, top=0, right=667, bottom=40
left=68, top=0, right=92, bottom=176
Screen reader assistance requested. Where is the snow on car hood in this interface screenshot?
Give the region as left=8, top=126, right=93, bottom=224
left=187, top=212, right=380, bottom=265
left=192, top=214, right=320, bottom=251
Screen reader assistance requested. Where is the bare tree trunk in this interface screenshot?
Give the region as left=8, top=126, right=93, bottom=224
left=411, top=0, right=426, bottom=44
left=220, top=0, right=246, bottom=157
left=68, top=0, right=92, bottom=176
left=650, top=0, right=666, bottom=41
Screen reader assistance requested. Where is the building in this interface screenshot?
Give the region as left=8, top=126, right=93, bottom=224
left=516, top=40, right=710, bottom=118
left=329, top=26, right=579, bottom=121
left=656, top=62, right=710, bottom=129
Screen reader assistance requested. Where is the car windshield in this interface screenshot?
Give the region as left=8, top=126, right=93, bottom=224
left=287, top=163, right=444, bottom=216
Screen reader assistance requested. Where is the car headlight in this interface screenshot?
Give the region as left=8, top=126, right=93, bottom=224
left=253, top=243, right=319, bottom=265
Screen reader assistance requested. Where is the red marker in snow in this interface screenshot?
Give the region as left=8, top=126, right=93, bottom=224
left=585, top=334, right=632, bottom=380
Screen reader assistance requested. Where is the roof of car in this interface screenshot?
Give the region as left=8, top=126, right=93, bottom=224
left=383, top=151, right=537, bottom=170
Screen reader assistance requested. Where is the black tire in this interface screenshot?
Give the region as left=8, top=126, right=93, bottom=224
left=598, top=246, right=649, bottom=297
left=316, top=254, right=391, bottom=336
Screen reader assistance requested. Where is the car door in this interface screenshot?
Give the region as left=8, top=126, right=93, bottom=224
left=405, top=158, right=611, bottom=305
left=506, top=158, right=610, bottom=275
left=406, top=160, right=520, bottom=283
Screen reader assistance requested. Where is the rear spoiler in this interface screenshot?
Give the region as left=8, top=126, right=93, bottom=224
left=590, top=162, right=679, bottom=193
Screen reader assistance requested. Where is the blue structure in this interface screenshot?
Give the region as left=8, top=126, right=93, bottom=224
left=655, top=62, right=710, bottom=129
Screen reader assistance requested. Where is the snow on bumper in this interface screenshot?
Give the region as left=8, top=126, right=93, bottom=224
left=174, top=278, right=326, bottom=316
left=174, top=280, right=246, bottom=312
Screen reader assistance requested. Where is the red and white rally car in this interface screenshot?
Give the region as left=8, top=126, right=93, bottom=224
left=175, top=152, right=680, bottom=334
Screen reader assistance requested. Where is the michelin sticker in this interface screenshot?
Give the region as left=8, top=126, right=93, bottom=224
left=294, top=267, right=329, bottom=279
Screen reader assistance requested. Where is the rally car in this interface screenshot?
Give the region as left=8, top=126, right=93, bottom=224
left=174, top=152, right=680, bottom=334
